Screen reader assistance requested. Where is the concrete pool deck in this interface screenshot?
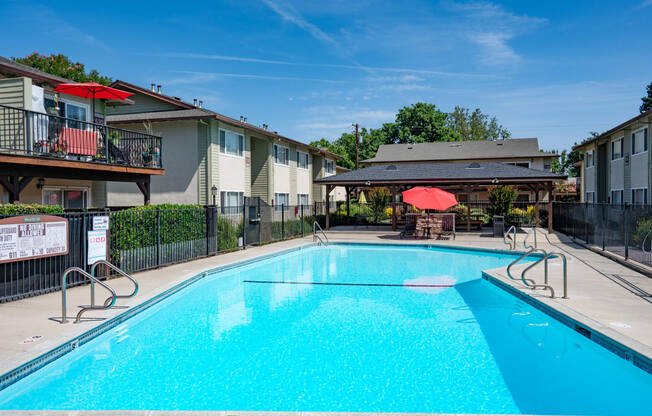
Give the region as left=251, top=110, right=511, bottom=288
left=0, top=229, right=650, bottom=415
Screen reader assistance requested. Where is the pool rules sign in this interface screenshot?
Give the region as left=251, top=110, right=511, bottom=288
left=0, top=215, right=69, bottom=263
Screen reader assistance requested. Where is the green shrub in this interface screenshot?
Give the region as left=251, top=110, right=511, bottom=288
left=633, top=217, right=652, bottom=248
left=0, top=203, right=63, bottom=216
left=369, top=187, right=391, bottom=223
left=488, top=185, right=516, bottom=217
left=218, top=216, right=242, bottom=250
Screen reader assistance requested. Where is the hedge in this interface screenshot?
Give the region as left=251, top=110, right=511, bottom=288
left=0, top=203, right=63, bottom=216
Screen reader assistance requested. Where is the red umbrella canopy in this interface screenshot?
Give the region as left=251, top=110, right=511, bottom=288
left=53, top=83, right=133, bottom=100
left=402, top=187, right=458, bottom=211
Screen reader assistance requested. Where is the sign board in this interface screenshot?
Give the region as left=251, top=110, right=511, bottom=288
left=87, top=230, right=107, bottom=265
left=93, top=216, right=109, bottom=231
left=0, top=215, right=68, bottom=263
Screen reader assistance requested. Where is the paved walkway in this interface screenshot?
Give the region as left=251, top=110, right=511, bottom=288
left=0, top=228, right=651, bottom=416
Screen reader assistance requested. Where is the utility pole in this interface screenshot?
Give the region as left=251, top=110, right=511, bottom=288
left=353, top=123, right=359, bottom=170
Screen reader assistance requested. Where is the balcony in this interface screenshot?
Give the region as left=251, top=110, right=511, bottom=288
left=0, top=103, right=162, bottom=170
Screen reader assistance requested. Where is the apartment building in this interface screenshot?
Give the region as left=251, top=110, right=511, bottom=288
left=574, top=110, right=652, bottom=204
left=106, top=81, right=341, bottom=208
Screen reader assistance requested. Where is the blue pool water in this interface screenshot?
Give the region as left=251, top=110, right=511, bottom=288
left=0, top=243, right=650, bottom=414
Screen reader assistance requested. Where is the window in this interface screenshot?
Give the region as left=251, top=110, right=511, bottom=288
left=586, top=150, right=594, bottom=167
left=632, top=128, right=648, bottom=155
left=220, top=191, right=243, bottom=214
left=297, top=151, right=309, bottom=169
left=42, top=188, right=88, bottom=209
left=274, top=193, right=289, bottom=210
left=274, top=144, right=289, bottom=165
left=610, top=189, right=623, bottom=205
left=516, top=194, right=530, bottom=202
left=632, top=188, right=648, bottom=205
left=505, top=161, right=530, bottom=168
left=324, top=159, right=335, bottom=174
left=611, top=137, right=623, bottom=160
left=297, top=193, right=309, bottom=207
left=44, top=96, right=89, bottom=129
left=219, top=129, right=244, bottom=157
left=543, top=162, right=551, bottom=171
left=586, top=191, right=595, bottom=203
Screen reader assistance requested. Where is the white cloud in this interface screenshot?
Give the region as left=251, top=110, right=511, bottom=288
left=447, top=1, right=546, bottom=65
left=156, top=52, right=291, bottom=65
left=261, top=0, right=339, bottom=46
left=377, top=84, right=433, bottom=92
left=468, top=33, right=520, bottom=65
left=168, top=70, right=346, bottom=84
left=639, top=0, right=652, bottom=7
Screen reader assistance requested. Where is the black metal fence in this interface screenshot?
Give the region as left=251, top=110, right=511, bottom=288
left=553, top=202, right=652, bottom=266
left=0, top=103, right=162, bottom=168
left=0, top=200, right=332, bottom=303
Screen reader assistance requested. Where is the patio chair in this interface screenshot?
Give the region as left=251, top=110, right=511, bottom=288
left=400, top=214, right=417, bottom=239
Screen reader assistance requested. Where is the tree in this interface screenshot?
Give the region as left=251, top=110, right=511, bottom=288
left=487, top=185, right=517, bottom=217
left=391, top=102, right=458, bottom=143
left=12, top=52, right=112, bottom=85
left=641, top=82, right=652, bottom=113
left=368, top=187, right=391, bottom=223
left=446, top=106, right=511, bottom=140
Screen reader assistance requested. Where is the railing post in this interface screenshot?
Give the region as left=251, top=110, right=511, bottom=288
left=104, top=126, right=110, bottom=164
left=257, top=198, right=261, bottom=245
left=242, top=201, right=246, bottom=248
left=281, top=204, right=285, bottom=240
left=624, top=204, right=629, bottom=260
left=25, top=111, right=32, bottom=154
left=156, top=207, right=161, bottom=267
left=205, top=205, right=210, bottom=256
left=301, top=203, right=304, bottom=237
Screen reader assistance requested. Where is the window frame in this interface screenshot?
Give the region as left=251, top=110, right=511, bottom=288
left=297, top=193, right=310, bottom=207
left=42, top=186, right=90, bottom=209
left=632, top=127, right=649, bottom=155
left=274, top=192, right=289, bottom=211
left=611, top=137, right=624, bottom=161
left=274, top=144, right=290, bottom=166
left=505, top=161, right=530, bottom=169
left=610, top=189, right=624, bottom=205
left=219, top=190, right=244, bottom=214
left=585, top=191, right=595, bottom=203
left=585, top=150, right=594, bottom=168
left=631, top=187, right=648, bottom=205
left=296, top=150, right=309, bottom=170
left=324, top=158, right=335, bottom=174
left=219, top=128, right=245, bottom=158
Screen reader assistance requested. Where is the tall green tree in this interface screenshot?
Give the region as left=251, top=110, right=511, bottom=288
left=641, top=82, right=652, bottom=113
left=446, top=106, right=511, bottom=140
left=391, top=102, right=458, bottom=143
left=12, top=53, right=112, bottom=85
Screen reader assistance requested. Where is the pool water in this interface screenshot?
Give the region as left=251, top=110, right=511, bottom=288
left=0, top=244, right=650, bottom=414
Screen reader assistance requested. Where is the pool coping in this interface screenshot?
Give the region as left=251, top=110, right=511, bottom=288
left=0, top=239, right=649, bottom=399
left=481, top=270, right=652, bottom=375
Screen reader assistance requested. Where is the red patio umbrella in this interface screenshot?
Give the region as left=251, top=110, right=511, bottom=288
left=53, top=83, right=133, bottom=124
left=402, top=187, right=458, bottom=211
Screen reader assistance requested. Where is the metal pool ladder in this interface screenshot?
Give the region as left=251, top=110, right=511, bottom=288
left=313, top=221, right=329, bottom=246
left=503, top=225, right=517, bottom=250
left=60, top=261, right=138, bottom=323
left=506, top=248, right=568, bottom=299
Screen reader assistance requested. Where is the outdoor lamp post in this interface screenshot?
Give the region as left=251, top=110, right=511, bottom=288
left=211, top=185, right=217, bottom=206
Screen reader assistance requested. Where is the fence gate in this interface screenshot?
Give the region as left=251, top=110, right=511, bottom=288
left=243, top=197, right=262, bottom=246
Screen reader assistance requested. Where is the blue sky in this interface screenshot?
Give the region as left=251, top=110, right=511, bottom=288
left=2, top=0, right=651, bottom=151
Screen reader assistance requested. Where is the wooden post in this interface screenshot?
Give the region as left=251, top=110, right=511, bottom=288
left=547, top=182, right=553, bottom=232
left=137, top=180, right=151, bottom=206
left=345, top=186, right=350, bottom=218
left=391, top=186, right=398, bottom=231
left=0, top=176, right=33, bottom=203
left=466, top=203, right=471, bottom=232
left=325, top=184, right=332, bottom=230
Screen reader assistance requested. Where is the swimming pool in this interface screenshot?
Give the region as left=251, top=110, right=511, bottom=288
left=0, top=243, right=650, bottom=414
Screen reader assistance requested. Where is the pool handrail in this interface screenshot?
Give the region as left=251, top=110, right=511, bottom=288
left=61, top=267, right=117, bottom=324
left=90, top=260, right=139, bottom=307
left=521, top=252, right=568, bottom=299
left=313, top=221, right=329, bottom=246
left=503, top=225, right=516, bottom=250
left=506, top=248, right=546, bottom=286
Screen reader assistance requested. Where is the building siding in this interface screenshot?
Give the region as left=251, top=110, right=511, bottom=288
left=250, top=136, right=270, bottom=202
left=0, top=77, right=30, bottom=109
left=197, top=122, right=209, bottom=205
left=107, top=91, right=183, bottom=115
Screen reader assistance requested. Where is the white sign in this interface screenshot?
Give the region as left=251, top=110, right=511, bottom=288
left=0, top=217, right=68, bottom=263
left=93, top=216, right=109, bottom=231
left=87, top=230, right=107, bottom=265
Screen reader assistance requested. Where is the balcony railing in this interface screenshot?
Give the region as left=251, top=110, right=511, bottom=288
left=0, top=103, right=162, bottom=169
